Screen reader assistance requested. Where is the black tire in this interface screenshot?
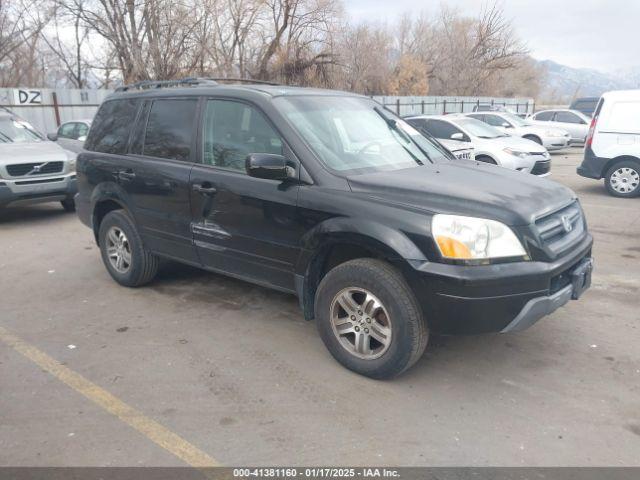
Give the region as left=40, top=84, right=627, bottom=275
left=524, top=135, right=542, bottom=145
left=61, top=198, right=76, bottom=212
left=314, top=258, right=428, bottom=379
left=604, top=160, right=640, bottom=198
left=98, top=210, right=159, bottom=287
left=476, top=155, right=497, bottom=165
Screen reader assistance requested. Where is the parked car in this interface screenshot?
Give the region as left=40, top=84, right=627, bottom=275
left=76, top=80, right=593, bottom=378
left=569, top=97, right=600, bottom=117
left=528, top=109, right=590, bottom=144
left=47, top=119, right=92, bottom=153
left=472, top=104, right=527, bottom=118
left=465, top=111, right=571, bottom=151
left=438, top=138, right=474, bottom=161
left=578, top=90, right=640, bottom=197
left=0, top=112, right=77, bottom=211
left=405, top=114, right=551, bottom=175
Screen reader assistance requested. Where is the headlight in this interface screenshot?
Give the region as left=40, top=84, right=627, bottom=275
left=432, top=214, right=527, bottom=261
left=503, top=147, right=528, bottom=158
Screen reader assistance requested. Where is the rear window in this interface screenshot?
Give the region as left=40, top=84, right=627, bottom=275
left=143, top=99, right=198, bottom=161
left=85, top=99, right=139, bottom=154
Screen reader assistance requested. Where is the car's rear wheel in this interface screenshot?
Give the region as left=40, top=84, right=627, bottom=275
left=61, top=198, right=75, bottom=212
left=98, top=210, right=159, bottom=287
left=314, top=259, right=428, bottom=379
left=605, top=160, right=640, bottom=198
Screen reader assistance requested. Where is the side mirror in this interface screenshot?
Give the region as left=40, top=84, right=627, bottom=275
left=245, top=153, right=291, bottom=180
left=450, top=132, right=464, bottom=141
left=502, top=122, right=512, bottom=128
left=78, top=135, right=87, bottom=142
left=47, top=132, right=58, bottom=141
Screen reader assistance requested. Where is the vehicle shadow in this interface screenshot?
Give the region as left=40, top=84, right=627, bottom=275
left=0, top=204, right=70, bottom=224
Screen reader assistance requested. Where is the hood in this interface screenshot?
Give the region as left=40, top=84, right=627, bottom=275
left=439, top=139, right=473, bottom=153
left=0, top=141, right=71, bottom=165
left=499, top=135, right=548, bottom=153
left=347, top=161, right=575, bottom=226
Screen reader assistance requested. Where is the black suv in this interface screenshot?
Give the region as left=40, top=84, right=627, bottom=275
left=76, top=79, right=593, bottom=378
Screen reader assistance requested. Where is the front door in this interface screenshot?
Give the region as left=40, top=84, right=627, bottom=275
left=189, top=99, right=304, bottom=292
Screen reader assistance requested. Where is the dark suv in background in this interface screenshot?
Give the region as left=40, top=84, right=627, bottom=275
left=76, top=79, right=593, bottom=378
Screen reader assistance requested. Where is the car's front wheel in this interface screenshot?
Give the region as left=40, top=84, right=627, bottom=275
left=98, top=210, right=159, bottom=287
left=314, top=259, right=428, bottom=379
left=605, top=160, right=640, bottom=198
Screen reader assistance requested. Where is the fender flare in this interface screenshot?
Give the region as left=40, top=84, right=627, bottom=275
left=89, top=182, right=135, bottom=241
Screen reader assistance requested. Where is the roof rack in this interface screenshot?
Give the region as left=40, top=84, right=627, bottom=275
left=115, top=76, right=280, bottom=92
left=115, top=77, right=217, bottom=92
left=206, top=77, right=280, bottom=86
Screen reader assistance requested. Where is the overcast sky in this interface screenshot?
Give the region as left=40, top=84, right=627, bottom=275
left=344, top=0, right=639, bottom=73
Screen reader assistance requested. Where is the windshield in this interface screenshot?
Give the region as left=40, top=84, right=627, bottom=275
left=274, top=96, right=450, bottom=174
left=0, top=117, right=43, bottom=143
left=453, top=118, right=506, bottom=139
left=499, top=112, right=528, bottom=127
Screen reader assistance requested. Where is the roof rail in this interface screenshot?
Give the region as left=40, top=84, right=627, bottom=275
left=205, top=77, right=280, bottom=86
left=115, top=77, right=218, bottom=92
left=115, top=76, right=281, bottom=92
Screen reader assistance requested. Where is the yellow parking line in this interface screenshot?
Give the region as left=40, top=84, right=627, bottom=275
left=0, top=325, right=220, bottom=467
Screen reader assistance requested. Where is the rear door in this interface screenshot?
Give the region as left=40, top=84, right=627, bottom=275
left=189, top=98, right=303, bottom=292
left=121, top=97, right=200, bottom=263
left=553, top=111, right=588, bottom=141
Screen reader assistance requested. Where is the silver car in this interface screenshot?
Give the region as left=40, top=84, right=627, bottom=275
left=527, top=109, right=590, bottom=144
left=47, top=119, right=92, bottom=154
left=466, top=111, right=571, bottom=151
left=405, top=114, right=551, bottom=176
left=0, top=113, right=77, bottom=211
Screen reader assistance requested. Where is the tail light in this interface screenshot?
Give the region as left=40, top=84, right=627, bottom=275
left=586, top=115, right=597, bottom=147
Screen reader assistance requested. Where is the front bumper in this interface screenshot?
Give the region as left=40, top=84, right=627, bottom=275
left=542, top=136, right=571, bottom=151
left=408, top=233, right=593, bottom=335
left=0, top=173, right=77, bottom=207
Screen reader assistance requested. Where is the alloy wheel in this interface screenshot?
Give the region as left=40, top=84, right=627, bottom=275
left=330, top=287, right=392, bottom=360
left=106, top=226, right=132, bottom=273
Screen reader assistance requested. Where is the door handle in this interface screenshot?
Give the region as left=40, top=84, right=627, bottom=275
left=192, top=183, right=217, bottom=195
left=118, top=170, right=136, bottom=181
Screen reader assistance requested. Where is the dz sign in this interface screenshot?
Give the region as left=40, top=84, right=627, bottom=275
left=13, top=89, right=43, bottom=105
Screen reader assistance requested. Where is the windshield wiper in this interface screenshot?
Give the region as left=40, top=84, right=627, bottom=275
left=373, top=106, right=426, bottom=164
left=0, top=131, right=13, bottom=143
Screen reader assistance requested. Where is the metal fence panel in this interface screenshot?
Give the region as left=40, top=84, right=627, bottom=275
left=371, top=95, right=535, bottom=117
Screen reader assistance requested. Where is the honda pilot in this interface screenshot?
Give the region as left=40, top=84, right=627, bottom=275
left=75, top=79, right=594, bottom=378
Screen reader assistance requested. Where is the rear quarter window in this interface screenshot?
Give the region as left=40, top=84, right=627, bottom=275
left=85, top=99, right=139, bottom=154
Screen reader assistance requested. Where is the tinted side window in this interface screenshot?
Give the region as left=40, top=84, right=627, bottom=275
left=129, top=101, right=151, bottom=155
left=485, top=114, right=508, bottom=127
left=59, top=123, right=77, bottom=139
left=422, top=120, right=461, bottom=140
left=85, top=99, right=139, bottom=154
left=202, top=100, right=283, bottom=172
left=555, top=111, right=581, bottom=124
left=77, top=123, right=89, bottom=138
left=534, top=111, right=554, bottom=121
left=143, top=99, right=198, bottom=161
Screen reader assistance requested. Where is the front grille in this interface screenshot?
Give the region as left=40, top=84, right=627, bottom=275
left=15, top=177, right=64, bottom=185
left=531, top=159, right=551, bottom=175
left=535, top=201, right=585, bottom=256
left=6, top=161, right=64, bottom=177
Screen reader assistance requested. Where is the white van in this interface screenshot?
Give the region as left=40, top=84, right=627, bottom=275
left=577, top=90, right=640, bottom=197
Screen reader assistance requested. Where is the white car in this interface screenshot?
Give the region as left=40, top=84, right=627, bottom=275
left=47, top=119, right=92, bottom=154
left=578, top=90, right=640, bottom=197
left=465, top=111, right=571, bottom=151
left=0, top=112, right=77, bottom=211
left=405, top=114, right=551, bottom=176
left=527, top=109, right=590, bottom=145
left=435, top=138, right=474, bottom=161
